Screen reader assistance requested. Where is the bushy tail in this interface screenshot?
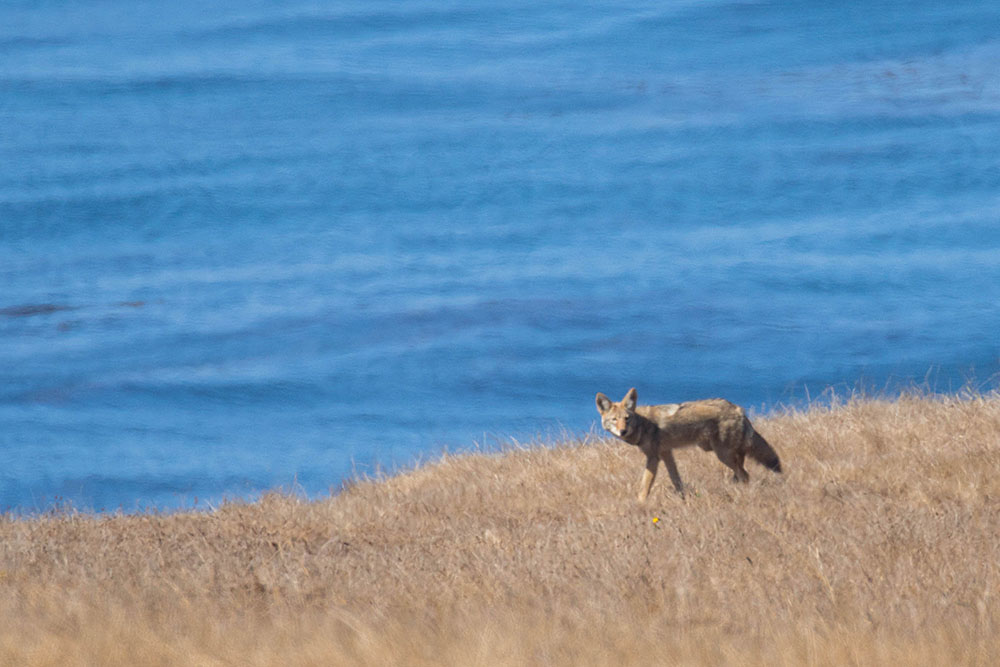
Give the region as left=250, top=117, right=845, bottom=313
left=748, top=428, right=782, bottom=473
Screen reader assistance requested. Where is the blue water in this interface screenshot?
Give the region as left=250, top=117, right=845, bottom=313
left=2, top=1, right=999, bottom=512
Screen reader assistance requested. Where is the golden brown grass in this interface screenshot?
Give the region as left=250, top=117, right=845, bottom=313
left=3, top=392, right=1000, bottom=665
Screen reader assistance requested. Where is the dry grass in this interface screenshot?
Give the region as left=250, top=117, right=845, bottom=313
left=3, top=392, right=1000, bottom=665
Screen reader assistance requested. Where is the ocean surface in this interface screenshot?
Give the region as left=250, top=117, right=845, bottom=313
left=2, top=1, right=999, bottom=512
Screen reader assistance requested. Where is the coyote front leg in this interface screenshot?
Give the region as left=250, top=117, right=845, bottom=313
left=662, top=449, right=685, bottom=496
left=638, top=455, right=658, bottom=502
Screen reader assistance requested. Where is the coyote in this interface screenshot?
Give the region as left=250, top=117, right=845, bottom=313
left=595, top=388, right=782, bottom=500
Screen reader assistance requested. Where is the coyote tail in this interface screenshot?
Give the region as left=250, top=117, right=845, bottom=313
left=747, top=425, right=782, bottom=473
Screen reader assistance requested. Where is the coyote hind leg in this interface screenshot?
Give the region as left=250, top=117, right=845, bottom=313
left=715, top=446, right=749, bottom=483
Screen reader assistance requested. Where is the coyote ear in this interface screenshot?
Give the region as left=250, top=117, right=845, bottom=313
left=623, top=387, right=637, bottom=411
left=595, top=392, right=613, bottom=414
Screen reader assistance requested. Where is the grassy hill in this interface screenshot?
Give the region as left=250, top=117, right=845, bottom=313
left=2, top=393, right=999, bottom=665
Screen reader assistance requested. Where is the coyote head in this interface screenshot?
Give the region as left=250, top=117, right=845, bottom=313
left=595, top=387, right=638, bottom=437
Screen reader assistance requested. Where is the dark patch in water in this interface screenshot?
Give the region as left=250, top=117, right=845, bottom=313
left=0, top=303, right=74, bottom=318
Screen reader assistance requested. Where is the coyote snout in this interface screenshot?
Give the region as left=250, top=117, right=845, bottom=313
left=596, top=388, right=781, bottom=501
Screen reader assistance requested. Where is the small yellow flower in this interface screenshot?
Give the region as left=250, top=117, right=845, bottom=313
left=652, top=517, right=660, bottom=524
